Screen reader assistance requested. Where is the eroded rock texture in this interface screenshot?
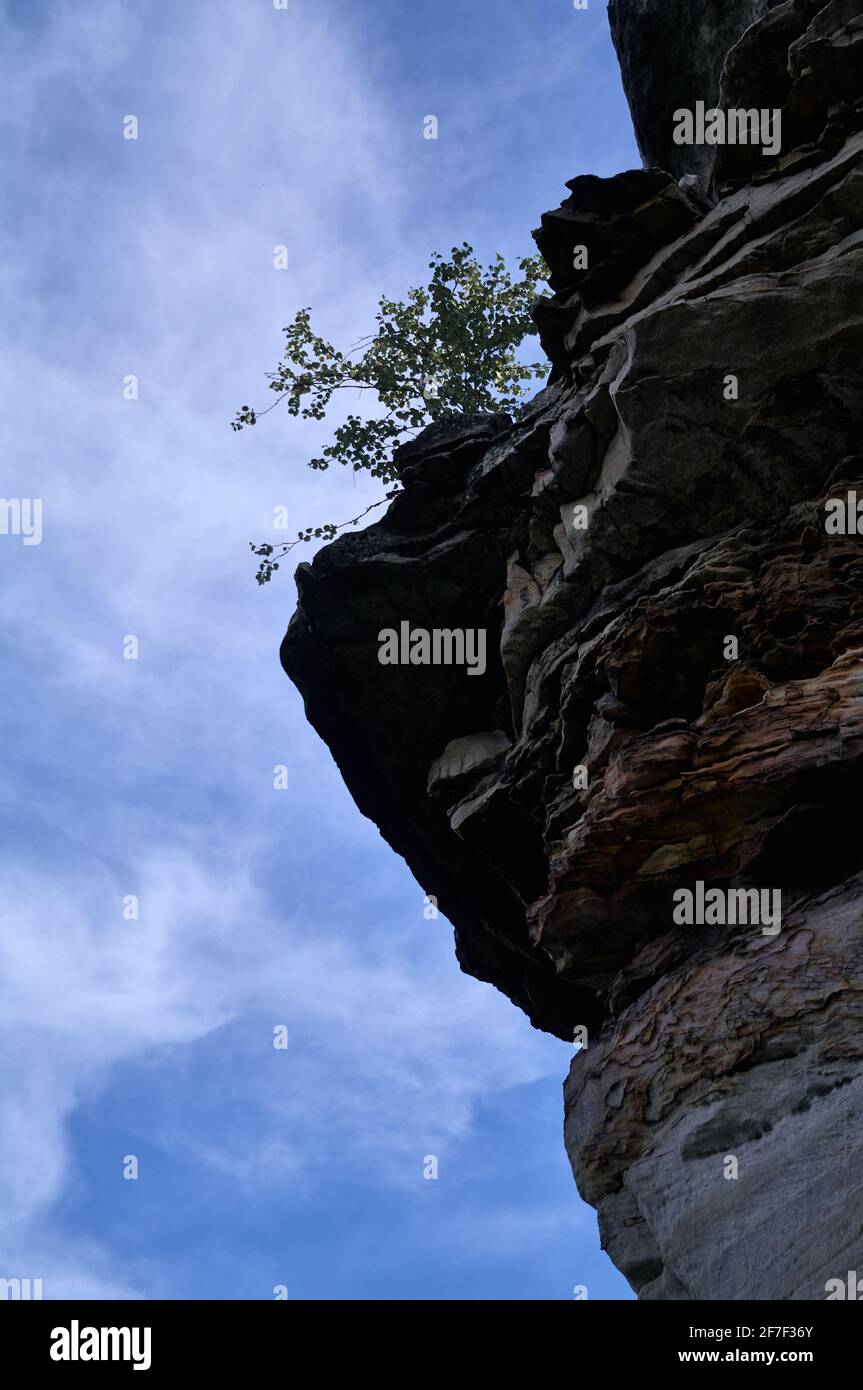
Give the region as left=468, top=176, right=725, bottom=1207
left=282, top=0, right=863, bottom=1298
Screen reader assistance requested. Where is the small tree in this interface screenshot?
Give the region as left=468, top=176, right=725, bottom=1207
left=235, top=243, right=549, bottom=583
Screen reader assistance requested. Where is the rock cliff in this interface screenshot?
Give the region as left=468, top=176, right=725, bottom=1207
left=282, top=0, right=863, bottom=1299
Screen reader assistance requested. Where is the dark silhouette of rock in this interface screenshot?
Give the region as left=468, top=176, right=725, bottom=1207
left=281, top=0, right=863, bottom=1299
left=609, top=0, right=770, bottom=189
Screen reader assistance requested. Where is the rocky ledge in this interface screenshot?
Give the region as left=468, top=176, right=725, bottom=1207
left=282, top=0, right=863, bottom=1299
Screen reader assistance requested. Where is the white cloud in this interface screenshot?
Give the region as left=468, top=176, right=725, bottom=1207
left=0, top=845, right=566, bottom=1293
left=0, top=0, right=595, bottom=1299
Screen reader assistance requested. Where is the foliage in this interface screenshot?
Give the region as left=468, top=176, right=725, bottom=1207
left=236, top=244, right=549, bottom=583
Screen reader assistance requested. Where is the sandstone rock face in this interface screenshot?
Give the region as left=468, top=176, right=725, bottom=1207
left=282, top=0, right=863, bottom=1298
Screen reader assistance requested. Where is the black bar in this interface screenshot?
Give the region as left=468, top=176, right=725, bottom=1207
left=2, top=1298, right=856, bottom=1375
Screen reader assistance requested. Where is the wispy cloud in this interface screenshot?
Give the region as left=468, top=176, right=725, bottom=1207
left=0, top=0, right=635, bottom=1298
left=0, top=842, right=566, bottom=1293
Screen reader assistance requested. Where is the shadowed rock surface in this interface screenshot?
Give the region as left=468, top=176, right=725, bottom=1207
left=608, top=0, right=770, bottom=189
left=282, top=0, right=863, bottom=1298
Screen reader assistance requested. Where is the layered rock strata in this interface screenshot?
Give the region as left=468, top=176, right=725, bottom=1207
left=282, top=0, right=863, bottom=1298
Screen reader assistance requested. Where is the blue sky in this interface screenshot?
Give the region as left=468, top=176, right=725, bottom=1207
left=0, top=0, right=638, bottom=1299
